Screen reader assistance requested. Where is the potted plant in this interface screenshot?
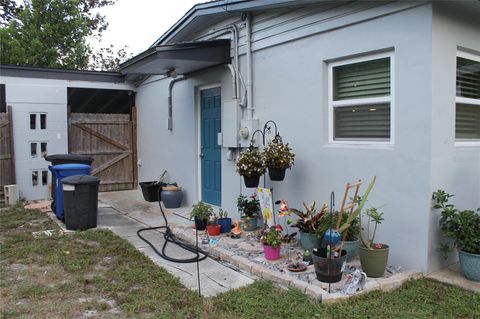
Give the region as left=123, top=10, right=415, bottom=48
left=190, top=201, right=212, bottom=231
left=236, top=147, right=265, bottom=188
left=433, top=190, right=480, bottom=282
left=237, top=194, right=261, bottom=231
left=358, top=207, right=389, bottom=278
left=312, top=177, right=376, bottom=283
left=217, top=208, right=232, bottom=233
left=207, top=213, right=222, bottom=236
left=262, top=135, right=295, bottom=181
left=340, top=212, right=361, bottom=262
left=261, top=224, right=283, bottom=260
left=290, top=201, right=328, bottom=253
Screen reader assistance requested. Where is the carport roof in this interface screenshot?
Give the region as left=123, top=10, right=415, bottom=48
left=119, top=39, right=231, bottom=78
left=0, top=64, right=125, bottom=83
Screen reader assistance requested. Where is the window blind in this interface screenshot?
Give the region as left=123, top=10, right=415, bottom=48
left=334, top=104, right=390, bottom=139
left=457, top=57, right=480, bottom=99
left=334, top=58, right=390, bottom=101
left=456, top=103, right=480, bottom=139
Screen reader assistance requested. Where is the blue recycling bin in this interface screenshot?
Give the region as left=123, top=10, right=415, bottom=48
left=49, top=164, right=91, bottom=220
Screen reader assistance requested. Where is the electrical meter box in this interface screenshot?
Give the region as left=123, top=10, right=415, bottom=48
left=221, top=99, right=241, bottom=147
left=240, top=118, right=260, bottom=147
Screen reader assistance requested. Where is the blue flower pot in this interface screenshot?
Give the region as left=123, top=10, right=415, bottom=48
left=459, top=249, right=480, bottom=282
left=218, top=218, right=232, bottom=233
left=343, top=239, right=359, bottom=262
left=241, top=217, right=257, bottom=231
left=299, top=231, right=321, bottom=253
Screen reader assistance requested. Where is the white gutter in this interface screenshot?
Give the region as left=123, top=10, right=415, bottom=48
left=226, top=64, right=237, bottom=99
left=199, top=25, right=241, bottom=100
left=246, top=13, right=254, bottom=119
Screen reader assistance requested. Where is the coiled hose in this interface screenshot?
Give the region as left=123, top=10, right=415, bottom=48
left=136, top=192, right=208, bottom=263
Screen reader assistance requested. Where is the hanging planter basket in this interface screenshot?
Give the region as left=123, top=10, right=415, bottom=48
left=312, top=248, right=347, bottom=283
left=243, top=174, right=260, bottom=188
left=268, top=167, right=286, bottom=181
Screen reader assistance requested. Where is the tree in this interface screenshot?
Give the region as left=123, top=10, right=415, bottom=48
left=0, top=0, right=24, bottom=27
left=0, top=0, right=127, bottom=70
left=89, top=44, right=131, bottom=71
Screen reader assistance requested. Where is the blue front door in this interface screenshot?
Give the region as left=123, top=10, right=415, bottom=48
left=201, top=88, right=221, bottom=206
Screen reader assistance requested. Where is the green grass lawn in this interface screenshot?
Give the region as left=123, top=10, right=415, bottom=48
left=1, top=207, right=479, bottom=318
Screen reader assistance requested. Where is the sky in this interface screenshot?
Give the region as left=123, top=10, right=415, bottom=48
left=90, top=0, right=201, bottom=56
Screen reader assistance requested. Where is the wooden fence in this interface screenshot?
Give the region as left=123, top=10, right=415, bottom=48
left=0, top=105, right=16, bottom=188
left=69, top=109, right=137, bottom=192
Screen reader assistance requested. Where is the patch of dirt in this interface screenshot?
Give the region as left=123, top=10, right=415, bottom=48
left=0, top=259, right=125, bottom=318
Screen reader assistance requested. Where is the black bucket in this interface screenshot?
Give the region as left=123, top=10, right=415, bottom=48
left=312, top=248, right=347, bottom=283
left=139, top=181, right=165, bottom=202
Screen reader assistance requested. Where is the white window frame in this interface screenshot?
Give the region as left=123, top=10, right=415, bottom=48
left=455, top=50, right=480, bottom=147
left=328, top=52, right=395, bottom=145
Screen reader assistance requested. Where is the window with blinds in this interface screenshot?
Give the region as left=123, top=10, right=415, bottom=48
left=329, top=55, right=392, bottom=142
left=334, top=58, right=390, bottom=101
left=455, top=54, right=480, bottom=142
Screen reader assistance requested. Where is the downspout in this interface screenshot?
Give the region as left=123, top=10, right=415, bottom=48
left=168, top=76, right=188, bottom=131
left=167, top=24, right=241, bottom=131
left=246, top=13, right=254, bottom=119
left=200, top=25, right=241, bottom=101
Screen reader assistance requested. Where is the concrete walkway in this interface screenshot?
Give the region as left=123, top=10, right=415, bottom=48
left=97, top=190, right=255, bottom=297
left=426, top=263, right=480, bottom=293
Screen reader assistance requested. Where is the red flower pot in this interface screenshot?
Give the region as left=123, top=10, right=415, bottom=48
left=207, top=224, right=221, bottom=236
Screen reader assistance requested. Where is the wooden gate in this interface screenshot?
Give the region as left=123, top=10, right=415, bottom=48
left=0, top=105, right=16, bottom=187
left=69, top=108, right=137, bottom=192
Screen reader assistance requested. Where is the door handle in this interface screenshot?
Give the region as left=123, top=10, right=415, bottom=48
left=200, top=153, right=204, bottom=158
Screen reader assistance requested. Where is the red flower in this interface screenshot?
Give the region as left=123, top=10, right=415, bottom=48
left=374, top=243, right=383, bottom=249
left=275, top=224, right=283, bottom=232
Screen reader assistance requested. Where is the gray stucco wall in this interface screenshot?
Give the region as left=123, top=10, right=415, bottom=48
left=135, top=2, right=479, bottom=273
left=428, top=3, right=480, bottom=273
left=1, top=76, right=133, bottom=200
left=135, top=68, right=242, bottom=215
left=252, top=4, right=434, bottom=273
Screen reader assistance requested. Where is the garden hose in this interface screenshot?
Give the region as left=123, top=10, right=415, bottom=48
left=136, top=193, right=208, bottom=264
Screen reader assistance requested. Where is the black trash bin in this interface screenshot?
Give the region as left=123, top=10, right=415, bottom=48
left=62, top=175, right=100, bottom=230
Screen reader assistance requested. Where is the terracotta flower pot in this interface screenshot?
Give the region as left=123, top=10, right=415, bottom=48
left=207, top=224, right=221, bottom=236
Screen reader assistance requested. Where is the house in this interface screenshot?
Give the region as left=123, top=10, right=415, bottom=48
left=0, top=65, right=135, bottom=200
left=1, top=0, right=478, bottom=275
left=119, top=0, right=480, bottom=275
